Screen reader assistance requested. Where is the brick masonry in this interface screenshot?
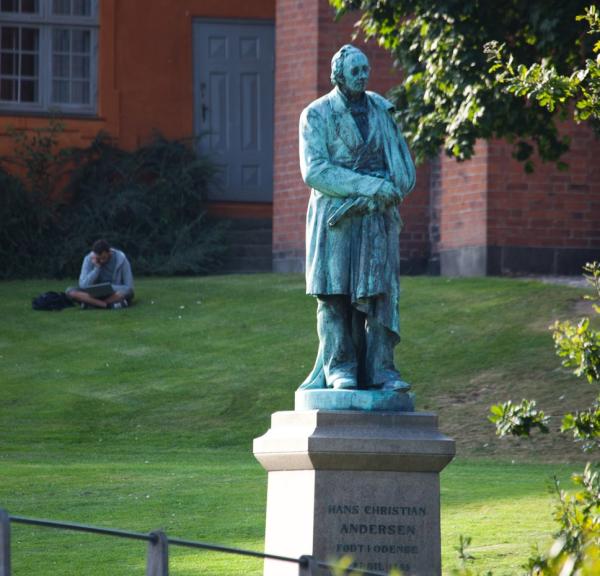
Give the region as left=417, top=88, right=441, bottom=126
left=436, top=122, right=600, bottom=275
left=272, top=0, right=319, bottom=272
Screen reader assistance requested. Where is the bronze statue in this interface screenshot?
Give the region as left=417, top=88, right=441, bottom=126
left=298, top=45, right=416, bottom=393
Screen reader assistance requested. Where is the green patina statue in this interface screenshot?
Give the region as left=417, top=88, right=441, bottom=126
left=298, top=44, right=416, bottom=395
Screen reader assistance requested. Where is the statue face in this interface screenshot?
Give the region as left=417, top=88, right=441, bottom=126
left=340, top=51, right=370, bottom=96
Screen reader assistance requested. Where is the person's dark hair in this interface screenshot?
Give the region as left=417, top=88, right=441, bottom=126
left=92, top=239, right=111, bottom=254
left=330, top=44, right=368, bottom=87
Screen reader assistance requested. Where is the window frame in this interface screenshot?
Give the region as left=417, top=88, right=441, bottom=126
left=0, top=0, right=99, bottom=116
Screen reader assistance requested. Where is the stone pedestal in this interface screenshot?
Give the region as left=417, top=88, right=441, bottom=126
left=253, top=410, right=455, bottom=575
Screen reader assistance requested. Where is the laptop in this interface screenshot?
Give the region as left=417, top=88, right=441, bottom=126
left=80, top=283, right=114, bottom=298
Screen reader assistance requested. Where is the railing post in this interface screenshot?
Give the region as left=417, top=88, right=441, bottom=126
left=299, top=554, right=317, bottom=576
left=146, top=530, right=168, bottom=576
left=0, top=509, right=10, bottom=576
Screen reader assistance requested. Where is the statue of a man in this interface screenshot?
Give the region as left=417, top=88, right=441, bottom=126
left=298, top=44, right=416, bottom=392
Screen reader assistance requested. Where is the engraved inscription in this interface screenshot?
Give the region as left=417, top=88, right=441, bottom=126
left=326, top=502, right=427, bottom=573
left=340, top=524, right=416, bottom=535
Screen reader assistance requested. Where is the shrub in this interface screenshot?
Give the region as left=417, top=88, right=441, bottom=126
left=0, top=120, right=67, bottom=279
left=0, top=129, right=227, bottom=279
left=0, top=167, right=57, bottom=279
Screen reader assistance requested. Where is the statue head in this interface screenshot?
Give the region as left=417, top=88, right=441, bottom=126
left=330, top=44, right=370, bottom=98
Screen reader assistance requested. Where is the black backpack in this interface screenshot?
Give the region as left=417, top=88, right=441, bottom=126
left=32, top=291, right=74, bottom=311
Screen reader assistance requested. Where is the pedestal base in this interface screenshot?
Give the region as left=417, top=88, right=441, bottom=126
left=295, top=389, right=415, bottom=412
left=253, top=410, right=455, bottom=575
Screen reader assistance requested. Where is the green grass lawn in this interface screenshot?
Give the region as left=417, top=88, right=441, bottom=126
left=0, top=275, right=596, bottom=575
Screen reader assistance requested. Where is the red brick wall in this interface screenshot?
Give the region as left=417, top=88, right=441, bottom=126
left=436, top=125, right=600, bottom=275
left=272, top=0, right=320, bottom=272
left=433, top=142, right=488, bottom=275
left=487, top=124, right=600, bottom=251
left=437, top=142, right=489, bottom=251
left=402, top=164, right=431, bottom=272
left=273, top=0, right=431, bottom=272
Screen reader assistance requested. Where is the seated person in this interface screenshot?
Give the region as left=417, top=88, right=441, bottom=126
left=67, top=239, right=134, bottom=309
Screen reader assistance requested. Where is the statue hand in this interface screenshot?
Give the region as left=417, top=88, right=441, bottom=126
left=377, top=180, right=402, bottom=210
left=390, top=192, right=403, bottom=207
left=377, top=181, right=398, bottom=206
left=352, top=196, right=376, bottom=214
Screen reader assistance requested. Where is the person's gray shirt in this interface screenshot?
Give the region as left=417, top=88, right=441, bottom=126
left=78, top=248, right=134, bottom=296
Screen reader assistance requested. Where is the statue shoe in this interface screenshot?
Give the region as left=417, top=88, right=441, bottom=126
left=381, top=379, right=411, bottom=392
left=330, top=376, right=357, bottom=390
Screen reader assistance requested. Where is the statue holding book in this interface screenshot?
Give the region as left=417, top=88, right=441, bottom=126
left=298, top=45, right=416, bottom=393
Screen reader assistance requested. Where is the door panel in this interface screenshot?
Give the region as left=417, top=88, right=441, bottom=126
left=194, top=20, right=274, bottom=202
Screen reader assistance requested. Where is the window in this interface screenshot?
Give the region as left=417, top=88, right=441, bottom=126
left=0, top=0, right=98, bottom=114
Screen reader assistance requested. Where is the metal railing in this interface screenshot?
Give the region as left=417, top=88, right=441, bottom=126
left=0, top=508, right=391, bottom=576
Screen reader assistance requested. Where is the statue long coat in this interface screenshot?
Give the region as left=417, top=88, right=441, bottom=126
left=298, top=87, right=416, bottom=389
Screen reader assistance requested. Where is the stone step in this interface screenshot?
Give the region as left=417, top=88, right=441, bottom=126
left=225, top=217, right=272, bottom=230
left=221, top=256, right=273, bottom=273
left=219, top=217, right=273, bottom=273
left=229, top=243, right=273, bottom=259
left=228, top=228, right=273, bottom=245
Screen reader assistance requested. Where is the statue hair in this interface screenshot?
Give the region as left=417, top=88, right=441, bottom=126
left=330, top=44, right=368, bottom=87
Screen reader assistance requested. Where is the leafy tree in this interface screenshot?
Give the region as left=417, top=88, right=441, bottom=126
left=486, top=6, right=600, bottom=127
left=329, top=1, right=598, bottom=170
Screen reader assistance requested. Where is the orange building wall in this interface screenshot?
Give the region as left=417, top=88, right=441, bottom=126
left=0, top=0, right=275, bottom=153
